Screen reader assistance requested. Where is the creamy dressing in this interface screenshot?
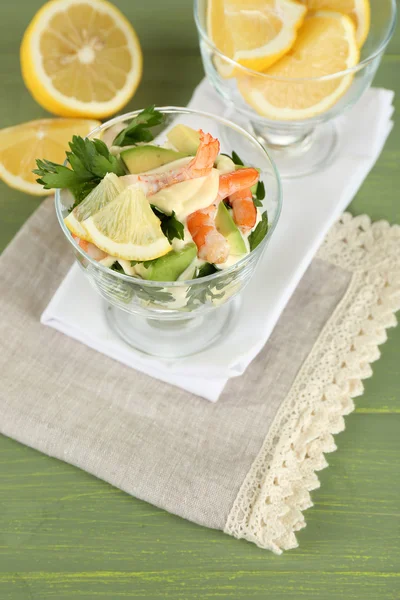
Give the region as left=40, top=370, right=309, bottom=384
left=177, top=258, right=197, bottom=281
left=214, top=154, right=236, bottom=174
left=99, top=256, right=117, bottom=268
left=171, top=226, right=193, bottom=252
left=121, top=156, right=220, bottom=221
left=117, top=259, right=137, bottom=276
left=150, top=172, right=220, bottom=221
left=215, top=254, right=243, bottom=270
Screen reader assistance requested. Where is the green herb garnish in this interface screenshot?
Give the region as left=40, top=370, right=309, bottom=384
left=196, top=263, right=218, bottom=278
left=135, top=286, right=174, bottom=304
left=34, top=136, right=125, bottom=203
left=253, top=180, right=265, bottom=207
left=110, top=262, right=124, bottom=273
left=185, top=272, right=235, bottom=309
left=248, top=212, right=269, bottom=251
left=231, top=151, right=244, bottom=166
left=151, top=206, right=184, bottom=243
left=113, top=106, right=165, bottom=147
left=256, top=181, right=265, bottom=200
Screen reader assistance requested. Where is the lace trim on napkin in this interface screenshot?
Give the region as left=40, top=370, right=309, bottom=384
left=224, top=214, right=400, bottom=553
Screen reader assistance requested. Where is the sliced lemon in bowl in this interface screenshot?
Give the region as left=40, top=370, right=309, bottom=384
left=238, top=11, right=359, bottom=121
left=207, top=0, right=307, bottom=75
left=300, top=0, right=370, bottom=46
left=0, top=118, right=100, bottom=195
left=83, top=186, right=171, bottom=261
left=64, top=172, right=126, bottom=240
left=21, top=0, right=143, bottom=119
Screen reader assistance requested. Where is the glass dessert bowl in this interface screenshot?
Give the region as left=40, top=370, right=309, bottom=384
left=55, top=107, right=282, bottom=358
left=194, top=0, right=397, bottom=178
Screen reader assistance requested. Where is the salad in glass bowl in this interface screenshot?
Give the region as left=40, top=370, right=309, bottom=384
left=35, top=107, right=282, bottom=357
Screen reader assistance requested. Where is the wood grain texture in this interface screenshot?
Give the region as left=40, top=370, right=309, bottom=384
left=1, top=1, right=399, bottom=599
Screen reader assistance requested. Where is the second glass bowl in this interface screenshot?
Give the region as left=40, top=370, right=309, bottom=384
left=56, top=107, right=282, bottom=358
left=195, top=0, right=397, bottom=178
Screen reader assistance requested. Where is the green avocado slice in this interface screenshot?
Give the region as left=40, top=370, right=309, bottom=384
left=167, top=124, right=201, bottom=155
left=215, top=202, right=247, bottom=256
left=135, top=243, right=197, bottom=282
left=121, top=145, right=187, bottom=174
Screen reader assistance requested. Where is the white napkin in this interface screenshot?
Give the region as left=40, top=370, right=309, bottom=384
left=42, top=80, right=394, bottom=402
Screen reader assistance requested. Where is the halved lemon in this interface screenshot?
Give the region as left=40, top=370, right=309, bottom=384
left=238, top=11, right=359, bottom=121
left=21, top=0, right=143, bottom=119
left=83, top=186, right=171, bottom=261
left=0, top=118, right=100, bottom=195
left=301, top=0, right=370, bottom=46
left=207, top=0, right=307, bottom=74
left=64, top=172, right=125, bottom=240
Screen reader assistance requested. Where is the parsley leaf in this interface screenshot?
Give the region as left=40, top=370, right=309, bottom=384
left=196, top=263, right=218, bottom=278
left=252, top=181, right=265, bottom=207
left=111, top=262, right=124, bottom=273
left=135, top=286, right=174, bottom=304
left=151, top=206, right=184, bottom=243
left=185, top=272, right=235, bottom=309
left=256, top=180, right=265, bottom=200
left=34, top=135, right=125, bottom=203
left=231, top=151, right=244, bottom=166
left=113, top=106, right=165, bottom=147
left=248, top=212, right=269, bottom=251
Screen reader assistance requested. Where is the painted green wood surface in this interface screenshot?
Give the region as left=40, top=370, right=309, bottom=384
left=0, top=1, right=399, bottom=598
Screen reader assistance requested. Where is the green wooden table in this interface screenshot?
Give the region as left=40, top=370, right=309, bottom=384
left=1, top=2, right=399, bottom=598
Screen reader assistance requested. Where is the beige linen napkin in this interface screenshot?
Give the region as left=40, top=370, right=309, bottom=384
left=1, top=199, right=400, bottom=552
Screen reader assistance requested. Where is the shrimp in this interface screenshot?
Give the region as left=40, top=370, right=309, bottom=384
left=137, top=130, right=220, bottom=195
left=187, top=167, right=259, bottom=263
left=217, top=168, right=259, bottom=201
left=187, top=205, right=229, bottom=264
left=228, top=187, right=257, bottom=233
left=72, top=235, right=109, bottom=261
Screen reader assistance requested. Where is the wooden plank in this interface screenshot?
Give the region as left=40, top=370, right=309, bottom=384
left=0, top=414, right=399, bottom=599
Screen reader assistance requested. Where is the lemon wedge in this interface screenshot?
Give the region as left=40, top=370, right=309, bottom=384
left=64, top=173, right=125, bottom=240
left=0, top=118, right=100, bottom=195
left=20, top=0, right=143, bottom=119
left=207, top=0, right=307, bottom=73
left=83, top=186, right=171, bottom=261
left=238, top=11, right=359, bottom=121
left=300, top=0, right=370, bottom=46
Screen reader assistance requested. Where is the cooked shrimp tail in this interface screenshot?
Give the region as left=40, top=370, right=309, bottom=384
left=72, top=235, right=109, bottom=261
left=187, top=204, right=229, bottom=264
left=229, top=187, right=257, bottom=233
left=218, top=167, right=259, bottom=201
left=138, top=130, right=220, bottom=195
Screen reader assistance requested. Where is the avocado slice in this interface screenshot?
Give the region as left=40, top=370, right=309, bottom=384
left=215, top=154, right=236, bottom=173
left=121, top=145, right=187, bottom=174
left=215, top=202, right=247, bottom=256
left=167, top=124, right=201, bottom=155
left=135, top=243, right=197, bottom=282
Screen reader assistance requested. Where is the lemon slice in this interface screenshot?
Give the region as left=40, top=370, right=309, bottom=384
left=238, top=11, right=359, bottom=121
left=64, top=172, right=125, bottom=240
left=300, top=0, right=370, bottom=46
left=21, top=0, right=143, bottom=119
left=83, top=186, right=171, bottom=261
left=0, top=118, right=100, bottom=195
left=207, top=0, right=307, bottom=74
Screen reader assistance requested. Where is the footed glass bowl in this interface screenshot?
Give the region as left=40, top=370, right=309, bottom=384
left=195, top=0, right=397, bottom=178
left=55, top=107, right=282, bottom=358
